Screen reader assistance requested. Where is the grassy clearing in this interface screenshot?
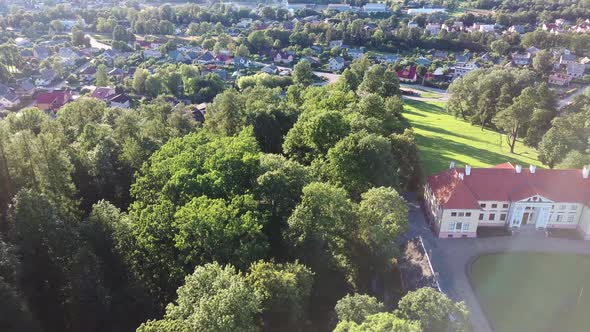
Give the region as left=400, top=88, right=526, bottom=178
left=403, top=100, right=541, bottom=175
left=470, top=253, right=590, bottom=332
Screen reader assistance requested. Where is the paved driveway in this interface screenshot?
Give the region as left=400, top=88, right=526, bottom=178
left=403, top=193, right=590, bottom=332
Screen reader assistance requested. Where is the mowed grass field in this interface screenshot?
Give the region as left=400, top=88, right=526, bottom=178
left=470, top=253, right=590, bottom=332
left=403, top=99, right=542, bottom=175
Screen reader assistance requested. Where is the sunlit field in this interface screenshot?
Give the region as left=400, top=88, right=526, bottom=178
left=403, top=100, right=542, bottom=175
left=470, top=253, right=590, bottom=332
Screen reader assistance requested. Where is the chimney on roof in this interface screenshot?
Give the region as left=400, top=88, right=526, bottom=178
left=515, top=165, right=522, bottom=173
left=583, top=166, right=589, bottom=179
left=465, top=165, right=471, bottom=176
left=458, top=172, right=464, bottom=180
left=450, top=161, right=456, bottom=169
left=529, top=165, right=536, bottom=174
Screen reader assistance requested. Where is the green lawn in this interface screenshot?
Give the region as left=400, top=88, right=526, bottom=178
left=403, top=100, right=541, bottom=175
left=470, top=253, right=590, bottom=332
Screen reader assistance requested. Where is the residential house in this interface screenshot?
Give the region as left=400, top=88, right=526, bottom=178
left=566, top=63, right=586, bottom=79
left=560, top=54, right=576, bottom=66
left=329, top=40, right=344, bottom=49
left=15, top=37, right=32, bottom=47
left=425, top=23, right=441, bottom=35
left=396, top=66, right=418, bottom=83
left=233, top=57, right=251, bottom=69
left=433, top=51, right=448, bottom=59
left=508, top=25, right=525, bottom=34
left=455, top=54, right=471, bottom=65
left=15, top=79, right=36, bottom=97
left=197, top=51, right=215, bottom=64
left=35, top=69, right=57, bottom=87
left=33, top=46, right=50, bottom=59
left=79, top=66, right=97, bottom=82
left=407, top=21, right=419, bottom=29
left=526, top=47, right=541, bottom=56
left=548, top=73, right=571, bottom=86
left=109, top=94, right=131, bottom=108
left=108, top=68, right=126, bottom=81
left=581, top=57, right=590, bottom=70
left=378, top=54, right=400, bottom=64
left=261, top=64, right=278, bottom=75
left=0, top=90, right=20, bottom=109
left=363, top=3, right=388, bottom=12
left=328, top=57, right=345, bottom=72
left=415, top=57, right=432, bottom=66
left=236, top=18, right=253, bottom=29
left=91, top=87, right=116, bottom=102
left=474, top=24, right=495, bottom=33
left=35, top=90, right=73, bottom=112
left=407, top=8, right=446, bottom=15
left=347, top=48, right=365, bottom=60
left=453, top=62, right=479, bottom=79
left=274, top=51, right=294, bottom=64
left=511, top=52, right=532, bottom=66
left=143, top=49, right=162, bottom=59
left=327, top=4, right=353, bottom=11
left=424, top=162, right=590, bottom=240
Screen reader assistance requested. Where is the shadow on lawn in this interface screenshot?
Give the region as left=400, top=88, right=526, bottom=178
left=411, top=122, right=489, bottom=145
left=404, top=100, right=446, bottom=114
left=415, top=133, right=537, bottom=174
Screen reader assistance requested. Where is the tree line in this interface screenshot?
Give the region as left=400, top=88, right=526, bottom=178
left=0, top=60, right=472, bottom=331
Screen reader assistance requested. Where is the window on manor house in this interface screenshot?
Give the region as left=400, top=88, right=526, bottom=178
left=503, top=204, right=509, bottom=208
left=560, top=205, right=566, bottom=210
left=479, top=213, right=484, bottom=220
left=458, top=212, right=465, bottom=217
left=489, top=213, right=495, bottom=221
left=571, top=205, right=578, bottom=210
left=500, top=214, right=507, bottom=221
left=567, top=214, right=575, bottom=223
left=451, top=212, right=457, bottom=216
left=448, top=222, right=456, bottom=231
left=491, top=204, right=498, bottom=208
left=455, top=222, right=463, bottom=230
left=462, top=223, right=469, bottom=231
left=466, top=212, right=471, bottom=217
left=480, top=203, right=486, bottom=208
left=556, top=215, right=563, bottom=222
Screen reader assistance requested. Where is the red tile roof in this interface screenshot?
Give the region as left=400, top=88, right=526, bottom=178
left=396, top=66, right=417, bottom=79
left=427, top=163, right=590, bottom=209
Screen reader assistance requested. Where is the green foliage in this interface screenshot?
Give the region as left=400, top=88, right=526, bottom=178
left=96, top=64, right=110, bottom=87
left=325, top=131, right=399, bottom=197
left=247, top=260, right=314, bottom=328
left=139, top=263, right=261, bottom=332
left=286, top=182, right=357, bottom=283
left=335, top=294, right=386, bottom=324
left=357, top=65, right=401, bottom=98
left=293, top=60, right=315, bottom=86
left=283, top=110, right=351, bottom=164
left=395, top=288, right=471, bottom=332
left=334, top=312, right=422, bottom=332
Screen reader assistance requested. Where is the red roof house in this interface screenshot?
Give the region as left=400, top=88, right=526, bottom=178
left=396, top=66, right=418, bottom=82
left=35, top=90, right=73, bottom=112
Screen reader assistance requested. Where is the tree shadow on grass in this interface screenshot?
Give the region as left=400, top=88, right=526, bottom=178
left=415, top=133, right=538, bottom=175
left=411, top=122, right=489, bottom=145
left=404, top=100, right=446, bottom=115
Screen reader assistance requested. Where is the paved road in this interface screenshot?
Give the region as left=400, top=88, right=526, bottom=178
left=86, top=34, right=112, bottom=50
left=558, top=84, right=589, bottom=110
left=403, top=193, right=590, bottom=332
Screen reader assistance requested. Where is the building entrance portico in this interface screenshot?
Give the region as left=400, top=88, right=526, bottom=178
left=509, top=196, right=552, bottom=229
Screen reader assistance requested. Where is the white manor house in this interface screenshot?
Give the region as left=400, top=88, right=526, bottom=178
left=424, top=162, right=590, bottom=239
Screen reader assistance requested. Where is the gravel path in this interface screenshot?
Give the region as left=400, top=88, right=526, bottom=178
left=403, top=193, right=590, bottom=332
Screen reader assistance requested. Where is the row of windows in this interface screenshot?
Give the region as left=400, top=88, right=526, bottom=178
left=552, top=204, right=578, bottom=211
left=479, top=213, right=507, bottom=221
left=480, top=203, right=510, bottom=209
left=553, top=214, right=577, bottom=223
left=450, top=212, right=471, bottom=217
left=448, top=222, right=470, bottom=232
